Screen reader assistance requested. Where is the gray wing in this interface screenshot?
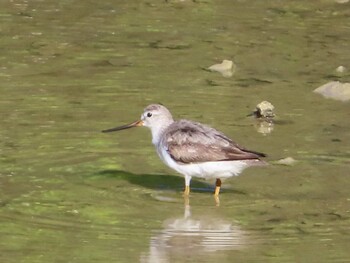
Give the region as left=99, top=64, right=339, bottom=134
left=163, top=120, right=265, bottom=164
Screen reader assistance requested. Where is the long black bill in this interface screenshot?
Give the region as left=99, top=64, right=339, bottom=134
left=102, top=120, right=144, bottom=133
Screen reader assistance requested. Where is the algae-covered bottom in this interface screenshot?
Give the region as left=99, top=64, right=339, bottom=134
left=0, top=0, right=350, bottom=262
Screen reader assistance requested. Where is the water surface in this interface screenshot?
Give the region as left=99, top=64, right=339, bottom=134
left=0, top=1, right=350, bottom=262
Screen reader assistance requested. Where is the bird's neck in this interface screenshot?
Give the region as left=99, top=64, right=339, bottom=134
left=151, top=120, right=173, bottom=145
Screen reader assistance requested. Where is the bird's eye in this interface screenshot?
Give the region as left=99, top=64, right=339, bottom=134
left=147, top=112, right=152, bottom=118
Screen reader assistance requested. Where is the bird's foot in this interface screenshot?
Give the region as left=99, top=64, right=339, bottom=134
left=214, top=194, right=220, bottom=206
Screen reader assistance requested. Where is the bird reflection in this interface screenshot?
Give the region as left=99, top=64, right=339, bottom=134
left=140, top=203, right=247, bottom=262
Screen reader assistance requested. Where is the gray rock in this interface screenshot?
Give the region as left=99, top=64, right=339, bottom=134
left=254, top=101, right=275, bottom=118
left=275, top=157, right=297, bottom=166
left=335, top=66, right=346, bottom=73
left=208, top=60, right=236, bottom=78
left=314, top=81, right=350, bottom=102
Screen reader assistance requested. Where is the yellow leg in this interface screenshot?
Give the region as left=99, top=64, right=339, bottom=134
left=214, top=186, right=220, bottom=196
left=183, top=185, right=190, bottom=196
left=214, top=178, right=221, bottom=196
left=214, top=194, right=220, bottom=206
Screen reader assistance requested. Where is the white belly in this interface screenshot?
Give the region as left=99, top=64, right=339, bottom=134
left=157, top=145, right=249, bottom=180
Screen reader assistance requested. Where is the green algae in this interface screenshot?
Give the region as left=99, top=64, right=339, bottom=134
left=0, top=0, right=350, bottom=262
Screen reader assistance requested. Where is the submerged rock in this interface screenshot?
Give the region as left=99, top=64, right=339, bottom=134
left=275, top=157, right=297, bottom=166
left=208, top=60, right=236, bottom=77
left=335, top=66, right=346, bottom=74
left=314, top=81, right=350, bottom=102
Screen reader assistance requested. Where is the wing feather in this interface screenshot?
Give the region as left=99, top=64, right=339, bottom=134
left=162, top=120, right=265, bottom=164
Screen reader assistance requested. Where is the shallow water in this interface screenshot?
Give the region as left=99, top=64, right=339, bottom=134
left=1, top=0, right=350, bottom=262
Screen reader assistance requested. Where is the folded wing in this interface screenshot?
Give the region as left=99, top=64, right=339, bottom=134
left=163, top=120, right=266, bottom=164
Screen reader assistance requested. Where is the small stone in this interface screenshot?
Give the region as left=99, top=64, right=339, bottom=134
left=335, top=66, right=346, bottom=73
left=254, top=101, right=275, bottom=118
left=208, top=60, right=236, bottom=77
left=314, top=81, right=350, bottom=101
left=276, top=157, right=297, bottom=166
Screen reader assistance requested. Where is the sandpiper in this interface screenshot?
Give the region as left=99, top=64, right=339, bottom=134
left=102, top=104, right=266, bottom=197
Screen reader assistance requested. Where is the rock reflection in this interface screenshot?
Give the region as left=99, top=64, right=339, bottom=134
left=140, top=204, right=246, bottom=262
left=254, top=119, right=274, bottom=135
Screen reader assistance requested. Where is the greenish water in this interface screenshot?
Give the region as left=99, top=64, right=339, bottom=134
left=1, top=1, right=350, bottom=262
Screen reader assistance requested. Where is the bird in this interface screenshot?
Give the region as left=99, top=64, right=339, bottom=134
left=102, top=104, right=266, bottom=198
